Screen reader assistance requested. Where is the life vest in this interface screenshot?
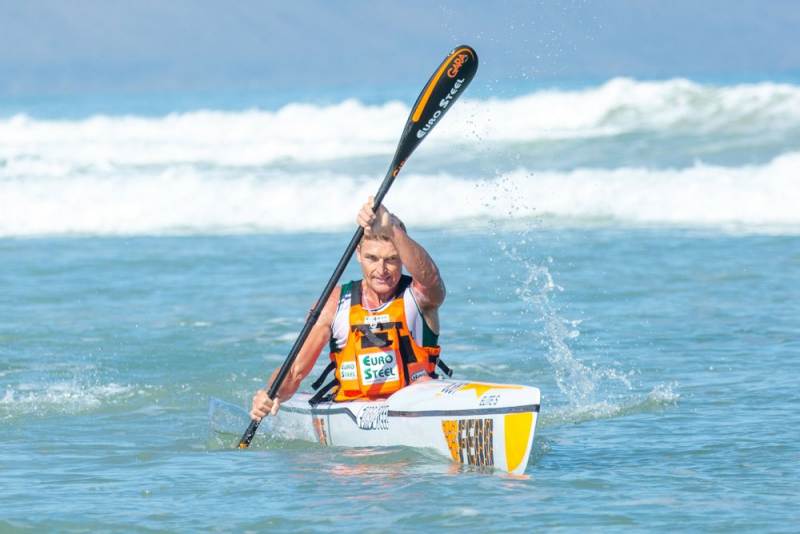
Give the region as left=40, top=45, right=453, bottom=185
left=310, top=275, right=451, bottom=404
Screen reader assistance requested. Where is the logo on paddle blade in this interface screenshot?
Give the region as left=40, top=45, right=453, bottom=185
left=447, top=53, right=469, bottom=78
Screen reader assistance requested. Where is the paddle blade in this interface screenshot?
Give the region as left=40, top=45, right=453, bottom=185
left=389, top=45, right=478, bottom=174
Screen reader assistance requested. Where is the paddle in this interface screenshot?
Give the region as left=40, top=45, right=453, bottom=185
left=238, top=45, right=478, bottom=448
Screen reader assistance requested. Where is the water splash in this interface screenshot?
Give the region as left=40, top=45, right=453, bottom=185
left=487, top=177, right=678, bottom=422
left=540, top=383, right=680, bottom=426
left=0, top=380, right=136, bottom=420
left=500, top=238, right=633, bottom=405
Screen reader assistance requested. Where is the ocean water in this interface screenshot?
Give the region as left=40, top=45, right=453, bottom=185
left=2, top=78, right=800, bottom=531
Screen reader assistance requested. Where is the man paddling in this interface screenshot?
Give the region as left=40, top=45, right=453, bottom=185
left=250, top=197, right=446, bottom=420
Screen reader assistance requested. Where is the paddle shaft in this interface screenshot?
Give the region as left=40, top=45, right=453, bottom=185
left=238, top=45, right=478, bottom=448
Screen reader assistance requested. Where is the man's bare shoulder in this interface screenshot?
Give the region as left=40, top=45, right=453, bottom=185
left=410, top=277, right=445, bottom=312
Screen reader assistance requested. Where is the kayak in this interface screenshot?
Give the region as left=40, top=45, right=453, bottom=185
left=273, top=378, right=541, bottom=474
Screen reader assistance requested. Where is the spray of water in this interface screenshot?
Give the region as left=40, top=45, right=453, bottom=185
left=485, top=175, right=678, bottom=425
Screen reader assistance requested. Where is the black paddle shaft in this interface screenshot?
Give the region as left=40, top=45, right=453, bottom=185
left=238, top=45, right=478, bottom=448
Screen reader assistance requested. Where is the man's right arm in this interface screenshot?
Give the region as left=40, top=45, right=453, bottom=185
left=250, top=287, right=340, bottom=420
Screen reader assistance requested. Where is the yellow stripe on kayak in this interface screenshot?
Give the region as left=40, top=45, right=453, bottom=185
left=441, top=420, right=460, bottom=462
left=457, top=382, right=522, bottom=398
left=504, top=412, right=534, bottom=473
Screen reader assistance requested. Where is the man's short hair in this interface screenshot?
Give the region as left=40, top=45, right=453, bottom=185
left=358, top=220, right=406, bottom=247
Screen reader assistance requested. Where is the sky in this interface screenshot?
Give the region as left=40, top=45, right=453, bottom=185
left=2, top=0, right=800, bottom=98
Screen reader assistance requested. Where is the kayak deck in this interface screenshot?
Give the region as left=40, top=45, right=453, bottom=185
left=275, top=379, right=541, bottom=474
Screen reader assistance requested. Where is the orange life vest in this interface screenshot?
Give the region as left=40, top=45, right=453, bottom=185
left=310, top=276, right=448, bottom=403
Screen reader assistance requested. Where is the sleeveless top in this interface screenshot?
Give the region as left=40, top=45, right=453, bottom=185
left=329, top=278, right=439, bottom=351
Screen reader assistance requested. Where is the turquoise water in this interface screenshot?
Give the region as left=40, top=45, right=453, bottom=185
left=2, top=228, right=799, bottom=531
left=2, top=78, right=800, bottom=530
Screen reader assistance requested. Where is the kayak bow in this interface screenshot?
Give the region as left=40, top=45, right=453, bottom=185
left=274, top=379, right=540, bottom=474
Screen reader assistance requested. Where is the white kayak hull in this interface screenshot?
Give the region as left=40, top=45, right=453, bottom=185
left=275, top=379, right=541, bottom=474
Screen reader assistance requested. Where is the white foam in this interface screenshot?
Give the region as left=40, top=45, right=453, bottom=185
left=2, top=78, right=799, bottom=167
left=540, top=383, right=681, bottom=426
left=2, top=78, right=800, bottom=236
left=0, top=381, right=135, bottom=419
left=490, top=152, right=800, bottom=229
left=1, top=152, right=799, bottom=236
left=0, top=100, right=407, bottom=168
left=465, top=77, right=800, bottom=140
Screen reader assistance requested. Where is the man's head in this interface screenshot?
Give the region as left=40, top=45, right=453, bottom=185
left=356, top=234, right=403, bottom=297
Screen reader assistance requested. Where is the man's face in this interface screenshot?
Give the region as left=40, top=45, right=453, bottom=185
left=356, top=238, right=403, bottom=296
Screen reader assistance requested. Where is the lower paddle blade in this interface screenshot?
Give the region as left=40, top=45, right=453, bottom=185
left=209, top=397, right=270, bottom=448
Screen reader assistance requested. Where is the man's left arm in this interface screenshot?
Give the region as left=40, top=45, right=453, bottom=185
left=388, top=221, right=446, bottom=310
left=358, top=196, right=446, bottom=311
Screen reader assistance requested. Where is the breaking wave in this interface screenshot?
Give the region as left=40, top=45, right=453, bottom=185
left=2, top=77, right=799, bottom=236
left=1, top=152, right=799, bottom=236
left=3, top=78, right=799, bottom=166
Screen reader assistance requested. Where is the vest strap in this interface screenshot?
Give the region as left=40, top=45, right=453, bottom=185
left=438, top=359, right=454, bottom=378
left=311, top=361, right=336, bottom=391
left=398, top=334, right=416, bottom=381
left=429, top=354, right=453, bottom=378
left=353, top=325, right=392, bottom=348
left=308, top=379, right=338, bottom=405
left=351, top=321, right=403, bottom=332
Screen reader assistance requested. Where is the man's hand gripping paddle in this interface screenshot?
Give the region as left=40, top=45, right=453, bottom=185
left=238, top=45, right=478, bottom=448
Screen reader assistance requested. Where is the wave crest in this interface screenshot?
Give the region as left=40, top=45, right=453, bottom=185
left=2, top=78, right=799, bottom=167
left=3, top=78, right=799, bottom=236
left=2, top=151, right=799, bottom=236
